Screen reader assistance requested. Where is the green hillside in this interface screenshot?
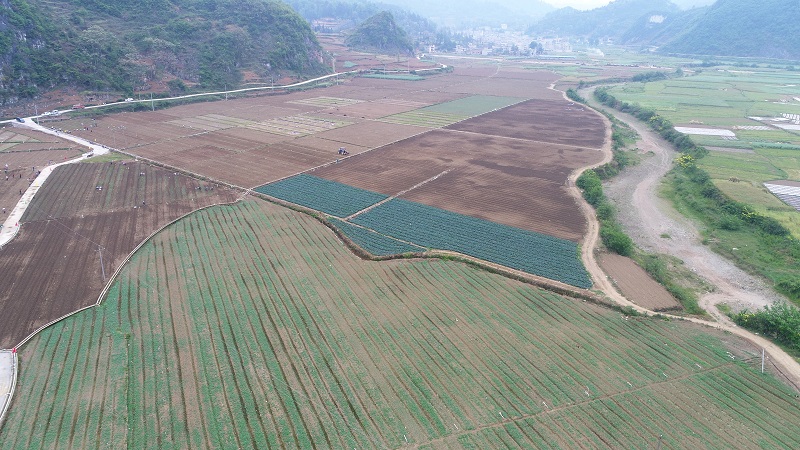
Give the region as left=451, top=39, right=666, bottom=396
left=345, top=11, right=413, bottom=55
left=662, top=0, right=800, bottom=60
left=528, top=0, right=679, bottom=40
left=0, top=0, right=329, bottom=103
left=619, top=6, right=708, bottom=46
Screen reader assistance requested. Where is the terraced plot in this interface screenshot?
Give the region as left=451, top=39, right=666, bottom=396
left=379, top=110, right=468, bottom=128
left=255, top=174, right=388, bottom=217
left=247, top=115, right=352, bottom=137
left=168, top=114, right=255, bottom=131
left=329, top=218, right=425, bottom=256
left=380, top=95, right=523, bottom=128
left=352, top=198, right=592, bottom=288
left=289, top=96, right=364, bottom=107
left=0, top=162, right=237, bottom=347
left=2, top=200, right=798, bottom=448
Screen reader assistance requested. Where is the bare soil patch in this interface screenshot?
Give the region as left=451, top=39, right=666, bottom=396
left=313, top=121, right=426, bottom=148
left=313, top=129, right=603, bottom=241
left=291, top=136, right=368, bottom=154
left=599, top=253, right=681, bottom=311
left=446, top=99, right=606, bottom=148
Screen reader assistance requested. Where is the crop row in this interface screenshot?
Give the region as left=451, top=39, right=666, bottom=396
left=352, top=198, right=592, bottom=288
left=379, top=110, right=468, bottom=128
left=4, top=200, right=799, bottom=448
left=329, top=218, right=425, bottom=256
left=254, top=174, right=387, bottom=217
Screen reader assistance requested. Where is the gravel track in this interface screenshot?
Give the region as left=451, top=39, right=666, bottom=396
left=580, top=87, right=786, bottom=322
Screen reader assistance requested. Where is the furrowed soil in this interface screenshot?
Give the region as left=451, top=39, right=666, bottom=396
left=60, top=68, right=567, bottom=190
left=0, top=161, right=237, bottom=347
left=2, top=199, right=798, bottom=448
left=0, top=126, right=87, bottom=214
left=598, top=253, right=681, bottom=311
left=312, top=127, right=604, bottom=241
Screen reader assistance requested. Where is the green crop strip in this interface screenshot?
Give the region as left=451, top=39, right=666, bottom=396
left=352, top=199, right=592, bottom=289
left=255, top=174, right=388, bottom=218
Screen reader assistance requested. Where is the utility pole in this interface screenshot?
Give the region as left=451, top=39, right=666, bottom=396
left=151, top=92, right=154, bottom=111
left=762, top=348, right=765, bottom=374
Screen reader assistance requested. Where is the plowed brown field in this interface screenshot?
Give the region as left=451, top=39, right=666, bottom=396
left=0, top=161, right=237, bottom=347
left=446, top=99, right=605, bottom=148
left=598, top=253, right=681, bottom=311
left=312, top=126, right=604, bottom=241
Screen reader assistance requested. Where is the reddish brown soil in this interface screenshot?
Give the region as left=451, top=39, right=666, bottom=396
left=291, top=136, right=368, bottom=154
left=0, top=126, right=87, bottom=219
left=598, top=253, right=681, bottom=311
left=313, top=129, right=604, bottom=241
left=0, top=162, right=238, bottom=347
left=0, top=149, right=85, bottom=212
left=313, top=121, right=427, bottom=148
left=61, top=72, right=605, bottom=215
left=446, top=99, right=606, bottom=148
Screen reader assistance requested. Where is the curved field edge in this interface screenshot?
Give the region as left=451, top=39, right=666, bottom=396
left=1, top=199, right=798, bottom=448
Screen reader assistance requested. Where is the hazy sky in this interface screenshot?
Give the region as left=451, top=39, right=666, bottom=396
left=547, top=0, right=612, bottom=9
left=545, top=0, right=715, bottom=10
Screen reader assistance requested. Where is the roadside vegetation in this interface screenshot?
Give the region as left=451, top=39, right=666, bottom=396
left=733, top=303, right=800, bottom=354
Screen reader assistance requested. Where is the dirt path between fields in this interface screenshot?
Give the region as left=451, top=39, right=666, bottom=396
left=574, top=86, right=800, bottom=389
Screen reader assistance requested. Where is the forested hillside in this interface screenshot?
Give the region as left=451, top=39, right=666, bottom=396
left=528, top=0, right=679, bottom=41
left=661, top=0, right=800, bottom=60
left=285, top=0, right=471, bottom=52
left=0, top=0, right=328, bottom=104
left=345, top=11, right=413, bottom=55
left=530, top=0, right=800, bottom=60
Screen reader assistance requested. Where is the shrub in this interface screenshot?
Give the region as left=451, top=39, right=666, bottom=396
left=733, top=303, right=800, bottom=352
left=600, top=224, right=633, bottom=256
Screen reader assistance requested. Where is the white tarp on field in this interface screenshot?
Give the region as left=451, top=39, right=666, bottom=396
left=765, top=182, right=800, bottom=211
left=674, top=127, right=736, bottom=137
left=773, top=123, right=800, bottom=131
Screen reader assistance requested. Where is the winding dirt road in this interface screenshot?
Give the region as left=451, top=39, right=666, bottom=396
left=574, top=86, right=800, bottom=389
left=580, top=87, right=786, bottom=321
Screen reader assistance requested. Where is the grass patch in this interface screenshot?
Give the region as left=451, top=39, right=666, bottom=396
left=632, top=252, right=708, bottom=315
left=663, top=166, right=800, bottom=304
left=84, top=151, right=131, bottom=163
